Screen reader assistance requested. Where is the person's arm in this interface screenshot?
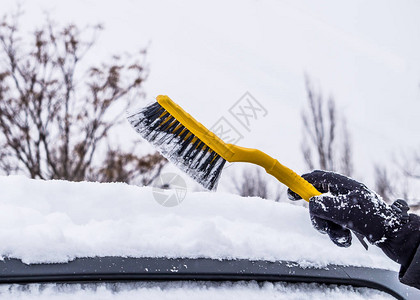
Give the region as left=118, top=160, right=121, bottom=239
left=396, top=214, right=420, bottom=289
left=287, top=170, right=420, bottom=289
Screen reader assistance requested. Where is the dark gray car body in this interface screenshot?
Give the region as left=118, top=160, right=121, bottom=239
left=1, top=257, right=419, bottom=300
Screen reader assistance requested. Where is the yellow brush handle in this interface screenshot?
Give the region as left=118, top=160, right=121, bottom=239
left=266, top=160, right=322, bottom=201
left=156, top=95, right=321, bottom=201
left=227, top=145, right=321, bottom=201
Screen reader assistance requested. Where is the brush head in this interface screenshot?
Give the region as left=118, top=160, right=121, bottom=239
left=127, top=101, right=227, bottom=190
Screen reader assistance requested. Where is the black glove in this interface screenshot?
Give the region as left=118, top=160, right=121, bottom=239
left=287, top=170, right=420, bottom=266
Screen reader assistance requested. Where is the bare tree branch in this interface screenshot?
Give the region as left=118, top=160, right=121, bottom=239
left=0, top=12, right=166, bottom=184
left=374, top=165, right=394, bottom=203
left=232, top=167, right=284, bottom=202
left=301, top=76, right=353, bottom=176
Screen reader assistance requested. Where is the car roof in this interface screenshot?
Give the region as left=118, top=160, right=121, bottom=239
left=1, top=256, right=418, bottom=300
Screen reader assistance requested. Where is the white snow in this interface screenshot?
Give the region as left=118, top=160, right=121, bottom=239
left=0, top=281, right=393, bottom=300
left=0, top=176, right=398, bottom=271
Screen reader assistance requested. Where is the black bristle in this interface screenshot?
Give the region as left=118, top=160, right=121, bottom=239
left=191, top=141, right=205, bottom=158
left=200, top=150, right=217, bottom=174
left=178, top=133, right=194, bottom=155
left=167, top=120, right=181, bottom=133
left=178, top=128, right=190, bottom=140
left=127, top=102, right=226, bottom=190
left=158, top=119, right=179, bottom=141
left=161, top=122, right=182, bottom=145
left=142, top=103, right=161, bottom=118
left=142, top=105, right=163, bottom=126
left=143, top=102, right=161, bottom=114
left=147, top=112, right=167, bottom=132
left=148, top=113, right=170, bottom=140
left=208, top=158, right=227, bottom=190
left=159, top=116, right=175, bottom=132
left=184, top=138, right=201, bottom=160
left=172, top=124, right=185, bottom=136
left=191, top=145, right=209, bottom=169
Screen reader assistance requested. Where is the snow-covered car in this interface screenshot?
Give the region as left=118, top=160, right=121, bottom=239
left=0, top=176, right=419, bottom=299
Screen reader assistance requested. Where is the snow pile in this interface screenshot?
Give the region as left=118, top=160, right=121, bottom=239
left=0, top=282, right=393, bottom=300
left=0, top=176, right=398, bottom=270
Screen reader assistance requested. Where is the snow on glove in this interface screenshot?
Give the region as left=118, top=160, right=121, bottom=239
left=287, top=170, right=420, bottom=266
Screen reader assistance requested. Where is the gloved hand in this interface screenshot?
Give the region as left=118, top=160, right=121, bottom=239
left=287, top=170, right=420, bottom=266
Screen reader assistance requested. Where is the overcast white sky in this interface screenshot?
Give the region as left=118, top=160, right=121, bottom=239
left=3, top=0, right=420, bottom=193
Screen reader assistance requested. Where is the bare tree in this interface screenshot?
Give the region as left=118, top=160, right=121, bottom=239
left=301, top=76, right=353, bottom=176
left=232, top=167, right=283, bottom=201
left=374, top=161, right=420, bottom=212
left=374, top=165, right=394, bottom=203
left=401, top=150, right=420, bottom=180
left=340, top=119, right=353, bottom=176
left=90, top=148, right=166, bottom=185
left=390, top=150, right=420, bottom=210
left=0, top=12, right=166, bottom=183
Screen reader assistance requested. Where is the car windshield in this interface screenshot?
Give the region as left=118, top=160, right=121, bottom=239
left=0, top=281, right=394, bottom=300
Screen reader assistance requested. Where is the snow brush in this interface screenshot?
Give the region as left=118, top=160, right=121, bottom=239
left=127, top=95, right=320, bottom=199
left=127, top=95, right=368, bottom=249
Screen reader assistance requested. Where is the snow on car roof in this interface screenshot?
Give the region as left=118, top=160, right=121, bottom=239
left=0, top=176, right=398, bottom=270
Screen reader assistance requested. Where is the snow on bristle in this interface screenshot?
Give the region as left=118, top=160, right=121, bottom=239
left=127, top=102, right=226, bottom=190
